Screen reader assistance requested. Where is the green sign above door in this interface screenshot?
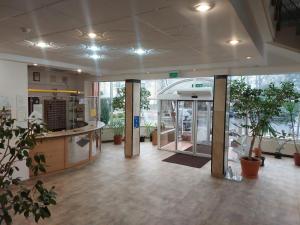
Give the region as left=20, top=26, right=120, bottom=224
left=169, top=71, right=179, bottom=78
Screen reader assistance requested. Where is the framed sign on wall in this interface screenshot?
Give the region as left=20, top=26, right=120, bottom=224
left=33, top=72, right=40, bottom=81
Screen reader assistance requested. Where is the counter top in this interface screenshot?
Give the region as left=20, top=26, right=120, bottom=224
left=37, top=121, right=105, bottom=139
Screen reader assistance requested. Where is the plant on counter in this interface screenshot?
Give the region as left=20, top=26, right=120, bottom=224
left=230, top=79, right=288, bottom=178
left=0, top=109, right=57, bottom=225
left=112, top=87, right=151, bottom=111
left=281, top=81, right=300, bottom=166
left=109, top=115, right=124, bottom=145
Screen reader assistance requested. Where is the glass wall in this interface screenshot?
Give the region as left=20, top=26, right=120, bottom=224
left=99, top=79, right=185, bottom=127
left=159, top=100, right=176, bottom=151
left=230, top=74, right=300, bottom=139
left=99, top=81, right=125, bottom=125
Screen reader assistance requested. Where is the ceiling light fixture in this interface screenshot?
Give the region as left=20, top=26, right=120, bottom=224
left=33, top=63, right=38, bottom=66
left=132, top=48, right=152, bottom=56
left=194, top=2, right=214, bottom=12
left=88, top=53, right=103, bottom=60
left=85, top=44, right=106, bottom=52
left=88, top=32, right=97, bottom=39
left=77, top=69, right=82, bottom=73
left=35, top=41, right=50, bottom=48
left=227, top=39, right=241, bottom=46
left=246, top=56, right=252, bottom=59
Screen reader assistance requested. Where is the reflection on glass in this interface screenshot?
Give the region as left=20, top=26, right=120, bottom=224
left=160, top=100, right=176, bottom=151
left=195, top=102, right=212, bottom=155
left=177, top=101, right=193, bottom=153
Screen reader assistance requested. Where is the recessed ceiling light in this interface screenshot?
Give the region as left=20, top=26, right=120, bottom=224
left=88, top=54, right=103, bottom=60
left=33, top=63, right=38, bottom=66
left=85, top=44, right=106, bottom=52
left=132, top=48, right=152, bottom=56
left=36, top=41, right=50, bottom=48
left=89, top=45, right=99, bottom=51
left=246, top=56, right=252, bottom=59
left=227, top=39, right=241, bottom=46
left=88, top=32, right=97, bottom=39
left=77, top=69, right=82, bottom=73
left=194, top=2, right=214, bottom=12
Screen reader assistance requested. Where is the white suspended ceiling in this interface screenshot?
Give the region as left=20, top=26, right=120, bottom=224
left=0, top=0, right=298, bottom=78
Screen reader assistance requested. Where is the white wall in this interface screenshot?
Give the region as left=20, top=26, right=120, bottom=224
left=0, top=60, right=29, bottom=180
left=28, top=66, right=85, bottom=98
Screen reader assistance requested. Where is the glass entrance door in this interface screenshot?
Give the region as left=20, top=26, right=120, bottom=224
left=194, top=102, right=212, bottom=157
left=176, top=101, right=193, bottom=154
left=175, top=100, right=212, bottom=157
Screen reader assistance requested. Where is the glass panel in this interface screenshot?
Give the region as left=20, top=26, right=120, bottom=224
left=67, top=134, right=90, bottom=165
left=195, top=102, right=212, bottom=156
left=177, top=101, right=193, bottom=153
left=160, top=100, right=176, bottom=151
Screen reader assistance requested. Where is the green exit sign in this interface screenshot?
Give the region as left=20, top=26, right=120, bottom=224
left=169, top=71, right=179, bottom=78
left=192, top=83, right=204, bottom=88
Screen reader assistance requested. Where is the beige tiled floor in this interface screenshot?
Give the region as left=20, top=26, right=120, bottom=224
left=14, top=142, right=300, bottom=225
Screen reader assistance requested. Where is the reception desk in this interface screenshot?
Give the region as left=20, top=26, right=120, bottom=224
left=30, top=121, right=105, bottom=177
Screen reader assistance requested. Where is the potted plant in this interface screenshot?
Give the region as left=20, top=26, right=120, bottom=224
left=151, top=127, right=158, bottom=145
left=144, top=122, right=153, bottom=141
left=0, top=109, right=56, bottom=224
left=281, top=82, right=300, bottom=166
left=109, top=116, right=124, bottom=145
left=273, top=131, right=290, bottom=159
left=112, top=87, right=151, bottom=111
left=231, top=79, right=287, bottom=178
left=254, top=119, right=278, bottom=158
left=140, top=135, right=146, bottom=142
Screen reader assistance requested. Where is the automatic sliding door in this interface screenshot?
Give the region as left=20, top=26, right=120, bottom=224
left=176, top=101, right=193, bottom=154
left=159, top=100, right=177, bottom=151
left=195, top=101, right=212, bottom=157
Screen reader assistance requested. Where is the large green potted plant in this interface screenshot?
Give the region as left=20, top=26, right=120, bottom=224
left=112, top=87, right=151, bottom=111
left=254, top=119, right=277, bottom=157
left=109, top=116, right=124, bottom=145
left=281, top=81, right=300, bottom=166
left=231, top=79, right=287, bottom=178
left=144, top=122, right=153, bottom=141
left=0, top=109, right=56, bottom=224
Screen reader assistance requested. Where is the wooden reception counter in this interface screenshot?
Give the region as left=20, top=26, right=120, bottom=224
left=30, top=121, right=105, bottom=177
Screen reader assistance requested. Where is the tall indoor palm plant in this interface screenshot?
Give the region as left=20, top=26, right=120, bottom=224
left=231, top=79, right=287, bottom=178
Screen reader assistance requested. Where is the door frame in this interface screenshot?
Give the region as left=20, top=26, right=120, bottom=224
left=174, top=100, right=212, bottom=158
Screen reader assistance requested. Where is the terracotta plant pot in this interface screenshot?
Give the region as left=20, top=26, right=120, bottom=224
left=152, top=129, right=158, bottom=146
left=240, top=157, right=261, bottom=179
left=253, top=147, right=262, bottom=158
left=294, top=153, right=300, bottom=166
left=113, top=135, right=123, bottom=145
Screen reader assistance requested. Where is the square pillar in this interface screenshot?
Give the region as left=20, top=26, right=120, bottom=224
left=211, top=75, right=228, bottom=178
left=124, top=79, right=141, bottom=158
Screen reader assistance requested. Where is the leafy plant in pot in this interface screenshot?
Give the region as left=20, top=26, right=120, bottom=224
left=281, top=82, right=300, bottom=166
left=144, top=122, right=153, bottom=141
left=109, top=116, right=124, bottom=145
left=0, top=109, right=57, bottom=224
left=254, top=119, right=278, bottom=158
left=230, top=79, right=287, bottom=178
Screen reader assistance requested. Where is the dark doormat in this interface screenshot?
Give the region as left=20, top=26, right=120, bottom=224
left=162, top=153, right=210, bottom=168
